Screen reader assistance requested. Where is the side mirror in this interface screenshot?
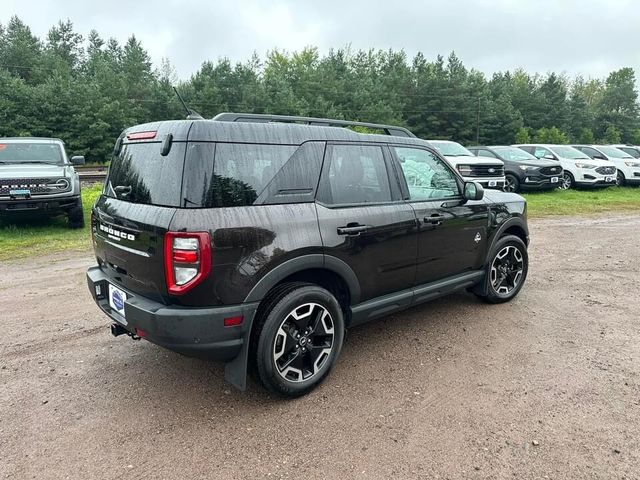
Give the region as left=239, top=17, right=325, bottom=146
left=463, top=181, right=484, bottom=201
left=594, top=154, right=606, bottom=160
left=543, top=154, right=556, bottom=160
left=71, top=155, right=85, bottom=165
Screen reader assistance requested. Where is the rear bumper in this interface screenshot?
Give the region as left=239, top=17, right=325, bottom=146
left=0, top=195, right=80, bottom=213
left=86, top=266, right=259, bottom=362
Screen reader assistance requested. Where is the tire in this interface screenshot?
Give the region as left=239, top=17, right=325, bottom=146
left=559, top=171, right=574, bottom=190
left=616, top=170, right=625, bottom=187
left=67, top=199, right=85, bottom=229
left=475, top=235, right=528, bottom=304
left=252, top=283, right=345, bottom=397
left=504, top=174, right=519, bottom=193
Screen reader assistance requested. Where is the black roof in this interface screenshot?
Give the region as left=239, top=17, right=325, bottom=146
left=123, top=119, right=431, bottom=148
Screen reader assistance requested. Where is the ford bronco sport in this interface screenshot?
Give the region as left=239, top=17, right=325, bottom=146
left=0, top=137, right=85, bottom=227
left=86, top=114, right=530, bottom=397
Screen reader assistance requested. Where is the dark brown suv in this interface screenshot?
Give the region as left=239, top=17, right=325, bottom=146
left=87, top=114, right=530, bottom=397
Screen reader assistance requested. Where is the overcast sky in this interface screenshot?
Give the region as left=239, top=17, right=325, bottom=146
left=2, top=0, right=639, bottom=81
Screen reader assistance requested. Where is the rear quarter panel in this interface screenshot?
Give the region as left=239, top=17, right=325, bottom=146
left=169, top=203, right=322, bottom=306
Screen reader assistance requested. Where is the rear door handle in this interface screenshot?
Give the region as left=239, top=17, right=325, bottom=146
left=424, top=213, right=446, bottom=226
left=337, top=224, right=370, bottom=236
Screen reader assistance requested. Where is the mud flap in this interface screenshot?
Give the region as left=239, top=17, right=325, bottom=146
left=224, top=338, right=250, bottom=390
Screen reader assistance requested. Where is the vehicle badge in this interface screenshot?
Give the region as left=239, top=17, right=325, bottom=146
left=474, top=232, right=482, bottom=243
left=488, top=168, right=495, bottom=173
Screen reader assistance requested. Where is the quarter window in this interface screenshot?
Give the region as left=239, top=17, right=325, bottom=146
left=318, top=145, right=392, bottom=205
left=393, top=147, right=459, bottom=201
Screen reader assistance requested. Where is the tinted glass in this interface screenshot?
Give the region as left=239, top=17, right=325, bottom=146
left=394, top=147, right=459, bottom=200
left=533, top=147, right=551, bottom=159
left=597, top=146, right=633, bottom=158
left=182, top=143, right=298, bottom=208
left=430, top=141, right=474, bottom=157
left=105, top=142, right=186, bottom=207
left=620, top=147, right=640, bottom=158
left=551, top=146, right=589, bottom=159
left=478, top=149, right=498, bottom=158
left=0, top=142, right=64, bottom=164
left=319, top=145, right=391, bottom=205
left=493, top=147, right=538, bottom=162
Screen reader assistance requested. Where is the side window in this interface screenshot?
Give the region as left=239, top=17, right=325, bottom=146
left=621, top=147, right=640, bottom=158
left=181, top=143, right=297, bottom=208
left=393, top=147, right=459, bottom=201
left=580, top=147, right=597, bottom=158
left=533, top=147, right=550, bottom=159
left=318, top=145, right=392, bottom=205
left=478, top=149, right=498, bottom=158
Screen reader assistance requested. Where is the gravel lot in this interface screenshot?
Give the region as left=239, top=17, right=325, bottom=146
left=1, top=213, right=639, bottom=479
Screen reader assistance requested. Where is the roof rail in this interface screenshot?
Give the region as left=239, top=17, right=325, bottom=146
left=212, top=112, right=416, bottom=138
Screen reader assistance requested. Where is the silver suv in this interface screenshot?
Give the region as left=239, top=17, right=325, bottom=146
left=0, top=138, right=85, bottom=228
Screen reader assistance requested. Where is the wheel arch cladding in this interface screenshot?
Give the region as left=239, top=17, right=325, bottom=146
left=226, top=255, right=359, bottom=391
left=243, top=254, right=361, bottom=306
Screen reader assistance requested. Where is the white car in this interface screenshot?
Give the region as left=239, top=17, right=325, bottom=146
left=428, top=140, right=505, bottom=190
left=572, top=145, right=640, bottom=187
left=514, top=144, right=616, bottom=190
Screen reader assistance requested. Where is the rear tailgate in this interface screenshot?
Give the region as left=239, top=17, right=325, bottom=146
left=92, top=195, right=175, bottom=302
left=92, top=121, right=190, bottom=302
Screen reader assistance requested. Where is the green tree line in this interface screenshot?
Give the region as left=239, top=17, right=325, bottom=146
left=1, top=16, right=639, bottom=163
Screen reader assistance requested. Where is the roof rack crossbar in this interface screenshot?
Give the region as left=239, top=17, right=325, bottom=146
left=212, top=113, right=415, bottom=138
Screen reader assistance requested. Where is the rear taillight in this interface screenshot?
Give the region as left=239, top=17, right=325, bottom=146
left=164, top=231, right=211, bottom=295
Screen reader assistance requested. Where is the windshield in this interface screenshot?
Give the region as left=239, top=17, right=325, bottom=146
left=550, top=146, right=590, bottom=160
left=0, top=142, right=65, bottom=164
left=598, top=146, right=633, bottom=159
left=492, top=147, right=539, bottom=162
left=430, top=141, right=473, bottom=157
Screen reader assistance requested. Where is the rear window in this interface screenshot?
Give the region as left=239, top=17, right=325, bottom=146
left=0, top=142, right=64, bottom=164
left=105, top=142, right=186, bottom=207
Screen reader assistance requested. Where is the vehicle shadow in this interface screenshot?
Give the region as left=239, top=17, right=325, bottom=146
left=85, top=291, right=486, bottom=415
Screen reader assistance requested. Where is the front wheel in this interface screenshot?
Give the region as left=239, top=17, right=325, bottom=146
left=253, top=283, right=345, bottom=397
left=616, top=171, right=625, bottom=187
left=67, top=199, right=85, bottom=229
left=559, top=172, right=574, bottom=190
left=504, top=174, right=519, bottom=193
left=475, top=235, right=528, bottom=304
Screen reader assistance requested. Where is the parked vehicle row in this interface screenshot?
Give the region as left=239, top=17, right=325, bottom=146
left=465, top=142, right=638, bottom=192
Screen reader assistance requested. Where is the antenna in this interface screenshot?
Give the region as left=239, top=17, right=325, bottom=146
left=173, top=86, right=203, bottom=120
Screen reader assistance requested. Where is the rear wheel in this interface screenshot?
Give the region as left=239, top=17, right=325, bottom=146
left=616, top=170, right=626, bottom=187
left=559, top=172, right=574, bottom=190
left=504, top=174, right=519, bottom=193
left=253, top=283, right=345, bottom=397
left=67, top=199, right=85, bottom=229
left=475, top=235, right=528, bottom=304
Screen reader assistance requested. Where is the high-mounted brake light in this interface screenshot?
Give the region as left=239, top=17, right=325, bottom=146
left=127, top=131, right=157, bottom=141
left=164, top=231, right=211, bottom=295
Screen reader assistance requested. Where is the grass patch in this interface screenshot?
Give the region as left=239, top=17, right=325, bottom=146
left=523, top=186, right=640, bottom=218
left=0, top=184, right=638, bottom=261
left=0, top=184, right=103, bottom=261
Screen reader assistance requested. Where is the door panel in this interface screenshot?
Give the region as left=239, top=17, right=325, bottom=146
left=410, top=200, right=489, bottom=285
left=390, top=145, right=490, bottom=285
left=316, top=143, right=417, bottom=301
left=316, top=204, right=418, bottom=301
